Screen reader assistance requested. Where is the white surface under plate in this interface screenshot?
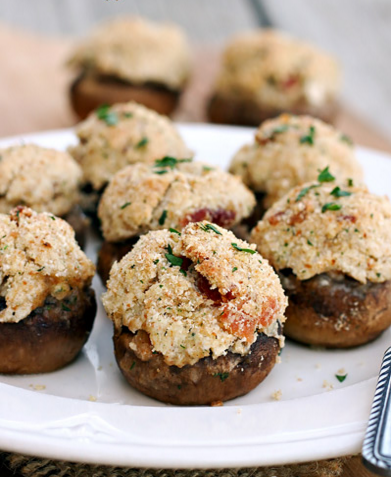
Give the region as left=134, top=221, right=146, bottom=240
left=0, top=124, right=390, bottom=468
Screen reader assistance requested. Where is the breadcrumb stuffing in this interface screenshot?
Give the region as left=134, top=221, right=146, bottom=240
left=271, top=389, right=282, bottom=401
left=0, top=144, right=82, bottom=216
left=0, top=207, right=95, bottom=323
left=230, top=115, right=363, bottom=207
left=251, top=180, right=391, bottom=284
left=29, top=384, right=46, bottom=391
left=68, top=17, right=190, bottom=89
left=98, top=161, right=255, bottom=242
left=103, top=222, right=287, bottom=367
left=69, top=102, right=192, bottom=191
left=323, top=380, right=334, bottom=391
left=215, top=29, right=340, bottom=110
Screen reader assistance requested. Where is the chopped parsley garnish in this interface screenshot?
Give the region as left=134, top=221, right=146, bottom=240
left=123, top=112, right=133, bottom=118
left=154, top=156, right=192, bottom=170
left=347, top=178, right=354, bottom=187
left=335, top=374, right=347, bottom=383
left=300, top=126, right=316, bottom=145
left=199, top=223, right=222, bottom=235
left=330, top=186, right=352, bottom=198
left=179, top=269, right=187, bottom=277
left=50, top=216, right=56, bottom=220
left=96, top=104, right=118, bottom=126
left=169, top=228, right=181, bottom=235
left=165, top=244, right=183, bottom=267
left=377, top=273, right=381, bottom=278
left=318, top=166, right=335, bottom=183
left=203, top=166, right=214, bottom=172
left=322, top=202, right=342, bottom=213
left=295, top=184, right=319, bottom=202
left=136, top=137, right=149, bottom=149
left=61, top=303, right=71, bottom=312
left=37, top=267, right=45, bottom=272
left=180, top=344, right=186, bottom=349
left=130, top=361, right=136, bottom=370
left=154, top=169, right=168, bottom=175
left=231, top=243, right=256, bottom=254
left=232, top=267, right=238, bottom=273
left=307, top=240, right=313, bottom=246
left=120, top=202, right=131, bottom=210
left=213, top=372, right=229, bottom=382
left=153, top=259, right=159, bottom=265
left=159, top=210, right=167, bottom=226
left=340, top=134, right=353, bottom=146
left=272, top=125, right=289, bottom=134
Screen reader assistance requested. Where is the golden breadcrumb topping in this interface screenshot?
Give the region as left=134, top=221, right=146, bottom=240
left=69, top=102, right=192, bottom=191
left=68, top=17, right=190, bottom=89
left=98, top=161, right=255, bottom=242
left=103, top=222, right=287, bottom=368
left=251, top=178, right=391, bottom=284
left=215, top=29, right=341, bottom=109
left=0, top=207, right=95, bottom=323
left=0, top=144, right=82, bottom=216
left=230, top=115, right=363, bottom=207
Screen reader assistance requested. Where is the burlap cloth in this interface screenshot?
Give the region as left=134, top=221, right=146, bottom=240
left=0, top=24, right=384, bottom=477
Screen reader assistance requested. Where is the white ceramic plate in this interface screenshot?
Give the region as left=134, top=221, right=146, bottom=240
left=0, top=124, right=390, bottom=469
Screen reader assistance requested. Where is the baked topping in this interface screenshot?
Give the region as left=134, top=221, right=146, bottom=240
left=251, top=175, right=391, bottom=284
left=98, top=161, right=255, bottom=242
left=103, top=222, right=287, bottom=367
left=0, top=144, right=82, bottom=216
left=229, top=115, right=363, bottom=207
left=0, top=207, right=95, bottom=323
left=215, top=29, right=340, bottom=109
left=68, top=17, right=190, bottom=89
left=69, top=102, right=192, bottom=191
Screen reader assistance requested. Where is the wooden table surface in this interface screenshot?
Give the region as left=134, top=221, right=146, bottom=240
left=0, top=24, right=387, bottom=477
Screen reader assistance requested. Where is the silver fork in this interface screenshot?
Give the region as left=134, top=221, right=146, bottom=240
left=362, top=347, right=391, bottom=476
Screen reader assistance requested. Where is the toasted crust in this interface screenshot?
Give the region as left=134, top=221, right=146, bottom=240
left=115, top=328, right=280, bottom=405
left=229, top=115, right=363, bottom=207
left=69, top=102, right=192, bottom=191
left=70, top=73, right=181, bottom=119
left=0, top=207, right=95, bottom=324
left=68, top=17, right=190, bottom=90
left=103, top=222, right=287, bottom=368
left=0, top=287, right=96, bottom=374
left=98, top=161, right=255, bottom=242
left=0, top=144, right=82, bottom=217
left=213, top=29, right=340, bottom=111
left=279, top=270, right=391, bottom=347
left=252, top=181, right=391, bottom=284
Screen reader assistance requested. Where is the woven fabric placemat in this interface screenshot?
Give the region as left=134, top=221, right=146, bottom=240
left=0, top=453, right=348, bottom=477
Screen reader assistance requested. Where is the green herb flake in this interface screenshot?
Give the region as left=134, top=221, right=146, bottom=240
left=340, top=134, right=353, bottom=146
left=154, top=156, right=192, bottom=170
left=179, top=269, right=187, bottom=277
left=136, top=137, right=149, bottom=149
left=96, top=104, right=118, bottom=126
left=154, top=169, right=169, bottom=175
left=199, top=223, right=222, bottom=235
left=376, top=272, right=381, bottom=278
left=307, top=239, right=313, bottom=246
left=37, top=267, right=45, bottom=272
left=203, top=166, right=214, bottom=172
left=120, top=201, right=131, bottom=210
left=213, top=372, right=229, bottom=382
left=300, top=126, right=316, bottom=145
left=295, top=184, right=319, bottom=202
left=180, top=344, right=186, bottom=349
left=159, top=210, right=167, bottom=226
left=165, top=245, right=184, bottom=268
left=231, top=243, right=256, bottom=254
left=335, top=374, right=347, bottom=383
left=153, top=259, right=159, bottom=265
left=169, top=228, right=181, bottom=235
left=50, top=216, right=56, bottom=221
left=347, top=178, right=354, bottom=187
left=318, top=166, right=335, bottom=183
left=123, top=112, right=133, bottom=118
left=330, top=186, right=351, bottom=198
left=130, top=361, right=136, bottom=370
left=322, top=202, right=342, bottom=213
left=232, top=267, right=238, bottom=273
left=61, top=303, right=71, bottom=312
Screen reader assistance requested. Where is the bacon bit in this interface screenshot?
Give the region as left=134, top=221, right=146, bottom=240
left=281, top=75, right=299, bottom=89
left=288, top=211, right=307, bottom=226
left=340, top=215, right=357, bottom=223
left=182, top=208, right=236, bottom=228
left=268, top=211, right=285, bottom=225
left=331, top=259, right=336, bottom=265
left=196, top=275, right=221, bottom=303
